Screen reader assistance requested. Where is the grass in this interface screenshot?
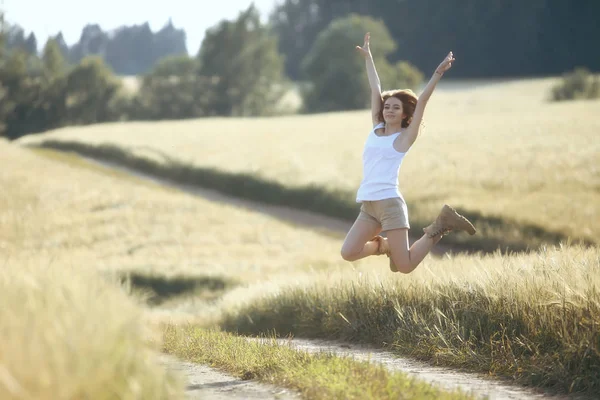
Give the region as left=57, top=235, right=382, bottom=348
left=0, top=140, right=354, bottom=328
left=26, top=138, right=580, bottom=255
left=0, top=139, right=470, bottom=399
left=216, top=244, right=600, bottom=395
left=0, top=139, right=187, bottom=398
left=0, top=257, right=185, bottom=400
left=18, top=77, right=600, bottom=253
left=5, top=139, right=600, bottom=396
left=3, top=144, right=348, bottom=283
left=163, top=325, right=474, bottom=400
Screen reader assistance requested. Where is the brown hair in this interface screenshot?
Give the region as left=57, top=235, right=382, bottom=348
left=377, top=89, right=418, bottom=128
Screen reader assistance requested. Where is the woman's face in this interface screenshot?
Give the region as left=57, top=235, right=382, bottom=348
left=383, top=97, right=405, bottom=124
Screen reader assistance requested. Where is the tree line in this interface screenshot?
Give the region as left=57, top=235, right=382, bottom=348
left=6, top=1, right=597, bottom=80
left=270, top=0, right=600, bottom=79
left=1, top=1, right=597, bottom=140
left=1, top=6, right=424, bottom=140
left=3, top=19, right=187, bottom=76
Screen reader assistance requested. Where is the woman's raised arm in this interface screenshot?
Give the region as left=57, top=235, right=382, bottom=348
left=356, top=32, right=383, bottom=127
left=401, top=51, right=456, bottom=150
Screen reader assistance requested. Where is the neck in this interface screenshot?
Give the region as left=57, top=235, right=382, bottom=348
left=384, top=121, right=402, bottom=133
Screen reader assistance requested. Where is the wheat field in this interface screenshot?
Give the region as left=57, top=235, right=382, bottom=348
left=20, top=77, right=600, bottom=245
left=5, top=76, right=600, bottom=395
left=3, top=124, right=600, bottom=394
left=1, top=140, right=366, bottom=322
left=4, top=136, right=598, bottom=329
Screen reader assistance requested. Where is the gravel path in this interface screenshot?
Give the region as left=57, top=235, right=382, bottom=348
left=160, top=355, right=299, bottom=400
left=265, top=338, right=575, bottom=400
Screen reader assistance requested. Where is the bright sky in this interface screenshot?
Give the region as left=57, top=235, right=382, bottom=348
left=3, top=0, right=281, bottom=54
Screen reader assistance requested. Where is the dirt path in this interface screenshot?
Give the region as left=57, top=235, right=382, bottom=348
left=160, top=354, right=299, bottom=400
left=263, top=338, right=575, bottom=400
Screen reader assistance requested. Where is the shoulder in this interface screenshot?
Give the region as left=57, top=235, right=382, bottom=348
left=370, top=122, right=384, bottom=136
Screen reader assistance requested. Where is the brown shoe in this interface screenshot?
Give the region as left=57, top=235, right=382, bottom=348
left=423, top=205, right=476, bottom=238
left=370, top=235, right=398, bottom=272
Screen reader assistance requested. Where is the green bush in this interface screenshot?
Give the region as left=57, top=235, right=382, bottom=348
left=551, top=67, right=600, bottom=101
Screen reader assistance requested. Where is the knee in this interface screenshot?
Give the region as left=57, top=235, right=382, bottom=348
left=341, top=249, right=353, bottom=261
left=340, top=245, right=358, bottom=261
left=395, top=264, right=413, bottom=274
left=390, top=255, right=413, bottom=274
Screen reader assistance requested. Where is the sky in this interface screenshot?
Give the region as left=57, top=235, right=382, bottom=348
left=2, top=0, right=281, bottom=54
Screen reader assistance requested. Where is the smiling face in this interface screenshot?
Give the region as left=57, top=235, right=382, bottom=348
left=382, top=97, right=405, bottom=125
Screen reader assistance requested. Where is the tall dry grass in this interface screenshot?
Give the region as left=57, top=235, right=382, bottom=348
left=0, top=140, right=354, bottom=321
left=0, top=259, right=184, bottom=400
left=20, top=77, right=600, bottom=249
left=216, top=244, right=600, bottom=393
left=0, top=141, right=186, bottom=399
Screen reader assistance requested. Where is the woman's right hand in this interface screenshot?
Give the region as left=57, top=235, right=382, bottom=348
left=355, top=32, right=372, bottom=58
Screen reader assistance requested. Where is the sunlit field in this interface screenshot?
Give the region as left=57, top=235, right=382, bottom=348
left=0, top=258, right=184, bottom=400
left=0, top=143, right=187, bottom=399
left=3, top=130, right=599, bottom=395
left=0, top=140, right=476, bottom=399
left=20, top=77, right=600, bottom=251
left=0, top=140, right=358, bottom=320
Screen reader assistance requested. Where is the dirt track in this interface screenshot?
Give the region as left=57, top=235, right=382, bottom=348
left=160, top=355, right=299, bottom=399
left=269, top=338, right=574, bottom=400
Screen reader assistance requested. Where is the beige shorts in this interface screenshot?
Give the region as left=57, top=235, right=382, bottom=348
left=358, top=197, right=410, bottom=231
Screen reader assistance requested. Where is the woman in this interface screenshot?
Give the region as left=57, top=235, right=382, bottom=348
left=340, top=32, right=476, bottom=273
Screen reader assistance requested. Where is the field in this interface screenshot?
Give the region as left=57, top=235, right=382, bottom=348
left=0, top=144, right=186, bottom=399
left=4, top=77, right=600, bottom=398
left=1, top=140, right=477, bottom=399
left=21, top=77, right=600, bottom=253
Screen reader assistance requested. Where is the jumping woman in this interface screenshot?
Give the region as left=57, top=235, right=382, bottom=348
left=340, top=32, right=476, bottom=274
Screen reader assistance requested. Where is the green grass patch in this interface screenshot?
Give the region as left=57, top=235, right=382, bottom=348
left=26, top=140, right=591, bottom=254
left=162, top=325, right=473, bottom=400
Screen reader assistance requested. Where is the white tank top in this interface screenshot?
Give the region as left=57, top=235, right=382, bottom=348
left=356, top=122, right=407, bottom=203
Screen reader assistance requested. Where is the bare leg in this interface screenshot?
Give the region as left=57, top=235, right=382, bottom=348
left=385, top=228, right=443, bottom=274
left=406, top=233, right=444, bottom=267
left=340, top=217, right=382, bottom=262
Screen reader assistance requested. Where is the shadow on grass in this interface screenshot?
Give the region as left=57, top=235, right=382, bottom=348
left=117, top=271, right=238, bottom=306
left=27, top=140, right=595, bottom=254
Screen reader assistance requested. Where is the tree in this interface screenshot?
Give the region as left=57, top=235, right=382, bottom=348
left=301, top=13, right=422, bottom=113
left=269, top=0, right=328, bottom=80
left=134, top=55, right=211, bottom=120
left=42, top=38, right=66, bottom=78
left=0, top=11, right=9, bottom=136
left=197, top=4, right=286, bottom=116
left=24, top=32, right=37, bottom=55
left=38, top=38, right=68, bottom=130
left=0, top=48, right=56, bottom=138
left=65, top=56, right=121, bottom=124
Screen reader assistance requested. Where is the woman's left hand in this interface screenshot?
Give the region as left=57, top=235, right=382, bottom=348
left=435, top=51, right=455, bottom=75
